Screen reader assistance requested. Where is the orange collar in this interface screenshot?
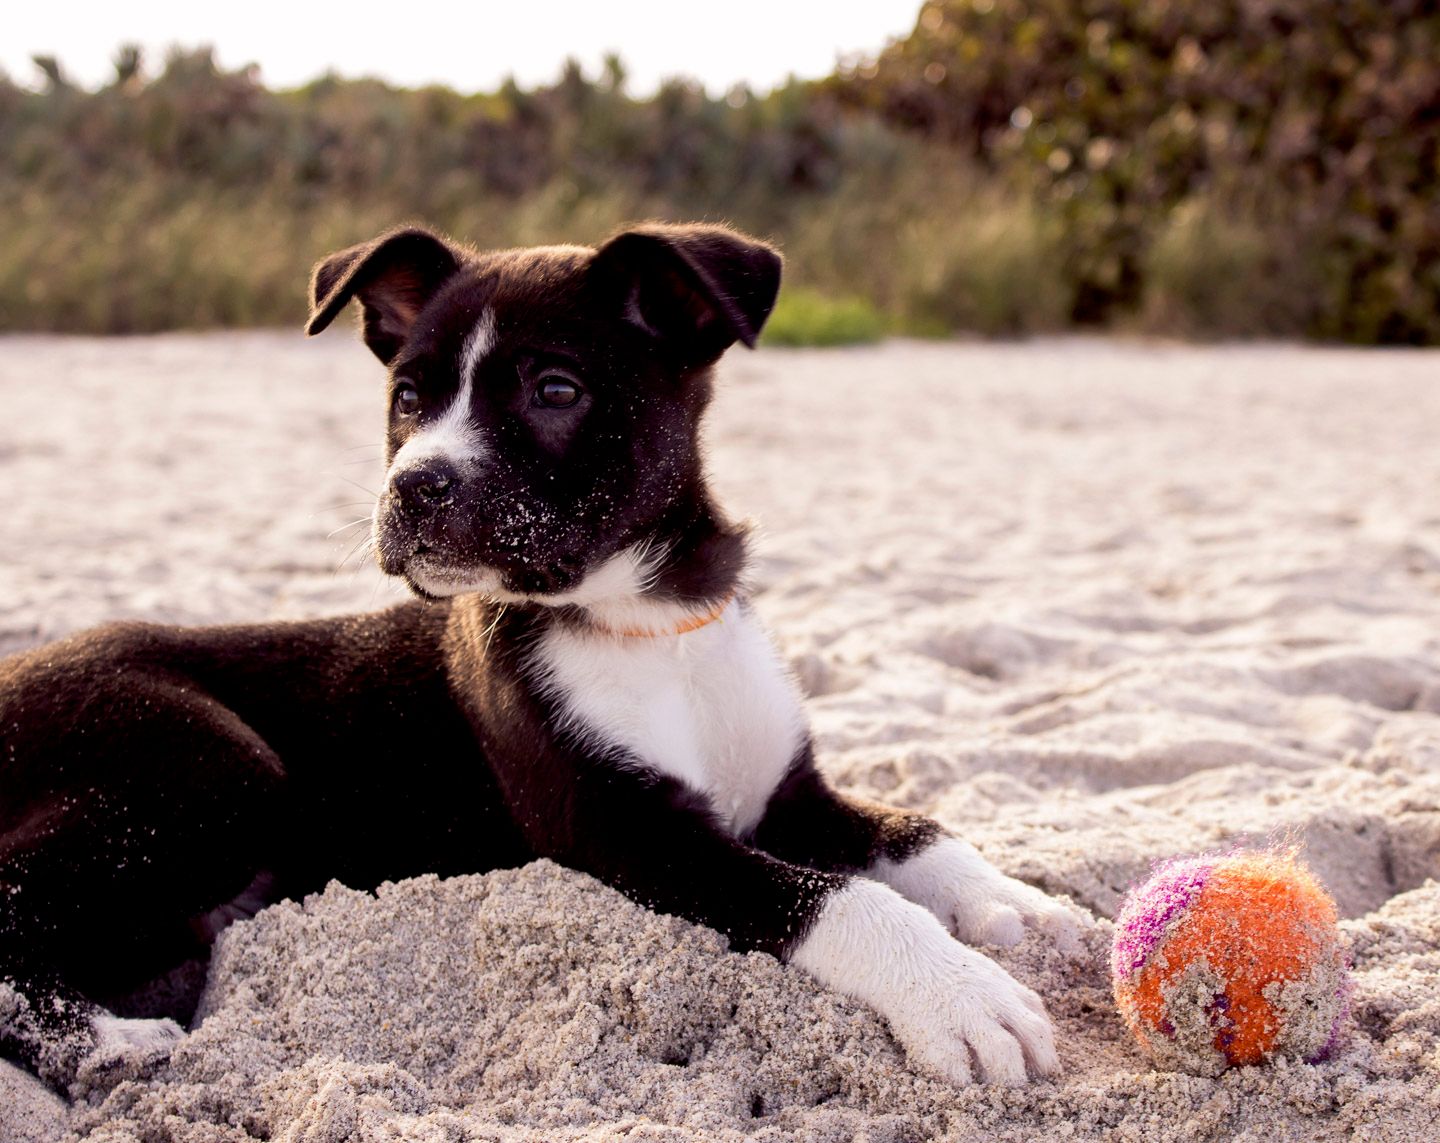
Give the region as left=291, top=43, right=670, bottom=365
left=597, top=594, right=735, bottom=639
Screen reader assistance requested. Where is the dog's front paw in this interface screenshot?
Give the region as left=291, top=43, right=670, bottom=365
left=877, top=837, right=1089, bottom=953
left=72, top=1014, right=185, bottom=1095
left=791, top=879, right=1059, bottom=1085
left=885, top=934, right=1059, bottom=1086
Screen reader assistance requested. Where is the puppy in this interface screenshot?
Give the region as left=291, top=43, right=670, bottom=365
left=0, top=223, right=1078, bottom=1092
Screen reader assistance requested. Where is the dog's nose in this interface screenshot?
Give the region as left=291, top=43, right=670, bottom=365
left=389, top=462, right=459, bottom=510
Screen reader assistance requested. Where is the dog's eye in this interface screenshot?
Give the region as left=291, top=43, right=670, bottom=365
left=394, top=383, right=420, bottom=416
left=534, top=374, right=582, bottom=409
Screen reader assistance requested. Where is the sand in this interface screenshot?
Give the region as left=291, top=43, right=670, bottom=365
left=1, top=333, right=1438, bottom=1140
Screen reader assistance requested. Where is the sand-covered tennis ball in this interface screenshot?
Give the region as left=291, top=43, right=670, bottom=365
left=1111, top=850, right=1351, bottom=1075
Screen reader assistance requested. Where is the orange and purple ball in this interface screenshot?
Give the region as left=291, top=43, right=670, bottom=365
left=1111, top=850, right=1351, bottom=1074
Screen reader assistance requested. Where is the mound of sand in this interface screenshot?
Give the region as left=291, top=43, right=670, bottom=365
left=2, top=334, right=1438, bottom=1140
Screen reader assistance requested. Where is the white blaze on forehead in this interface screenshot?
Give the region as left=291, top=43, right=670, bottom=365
left=387, top=308, right=495, bottom=478
left=459, top=308, right=497, bottom=383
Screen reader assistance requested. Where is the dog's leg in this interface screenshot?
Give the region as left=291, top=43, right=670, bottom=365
left=751, top=753, right=1087, bottom=952
left=0, top=959, right=184, bottom=1093
left=544, top=765, right=1058, bottom=1086
left=0, top=671, right=286, bottom=1091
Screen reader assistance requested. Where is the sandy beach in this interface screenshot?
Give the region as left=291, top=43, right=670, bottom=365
left=2, top=332, right=1438, bottom=1141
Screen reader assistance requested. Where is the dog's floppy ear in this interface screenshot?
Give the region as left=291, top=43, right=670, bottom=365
left=590, top=223, right=782, bottom=362
left=306, top=228, right=462, bottom=364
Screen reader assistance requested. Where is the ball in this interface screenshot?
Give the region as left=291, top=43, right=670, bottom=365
left=1111, top=850, right=1351, bottom=1074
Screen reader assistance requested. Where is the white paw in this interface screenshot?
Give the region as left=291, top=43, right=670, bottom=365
left=791, top=879, right=1059, bottom=1085
left=86, top=1014, right=185, bottom=1071
left=874, top=837, right=1090, bottom=953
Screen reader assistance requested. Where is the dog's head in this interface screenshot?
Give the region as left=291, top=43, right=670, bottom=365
left=307, top=223, right=780, bottom=608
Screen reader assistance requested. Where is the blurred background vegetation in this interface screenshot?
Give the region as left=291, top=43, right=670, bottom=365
left=2, top=1, right=1436, bottom=344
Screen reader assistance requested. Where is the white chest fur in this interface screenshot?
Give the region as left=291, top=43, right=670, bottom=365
left=529, top=602, right=807, bottom=835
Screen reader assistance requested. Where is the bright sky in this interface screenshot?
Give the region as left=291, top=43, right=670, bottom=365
left=5, top=2, right=919, bottom=95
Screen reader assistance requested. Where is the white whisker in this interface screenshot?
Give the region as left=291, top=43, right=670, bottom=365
left=336, top=475, right=381, bottom=497
left=482, top=605, right=507, bottom=657
left=326, top=517, right=373, bottom=539
left=336, top=531, right=374, bottom=572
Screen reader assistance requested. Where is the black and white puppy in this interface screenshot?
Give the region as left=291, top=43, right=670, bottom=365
left=0, top=223, right=1079, bottom=1093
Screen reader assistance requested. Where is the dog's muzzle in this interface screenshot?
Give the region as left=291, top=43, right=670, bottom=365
left=373, top=460, right=467, bottom=576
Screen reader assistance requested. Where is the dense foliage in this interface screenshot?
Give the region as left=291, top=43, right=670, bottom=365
left=2, top=3, right=1435, bottom=343
left=1, top=50, right=913, bottom=334
left=842, top=0, right=1440, bottom=342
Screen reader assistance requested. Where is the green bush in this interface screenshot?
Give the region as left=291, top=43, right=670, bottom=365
left=843, top=0, right=1440, bottom=344
left=891, top=195, right=1069, bottom=336
left=1136, top=199, right=1317, bottom=340
left=761, top=288, right=887, bottom=347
